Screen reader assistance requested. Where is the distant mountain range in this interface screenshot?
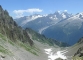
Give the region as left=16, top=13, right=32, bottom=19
left=15, top=11, right=72, bottom=33
left=15, top=11, right=83, bottom=45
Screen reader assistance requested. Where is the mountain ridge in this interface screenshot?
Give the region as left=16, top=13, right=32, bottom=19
left=0, top=5, right=34, bottom=46
left=15, top=11, right=83, bottom=45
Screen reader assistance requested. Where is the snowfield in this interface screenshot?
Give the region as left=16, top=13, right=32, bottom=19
left=44, top=48, right=68, bottom=60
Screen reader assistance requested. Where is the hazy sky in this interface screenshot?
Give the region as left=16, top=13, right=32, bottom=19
left=0, top=0, right=83, bottom=18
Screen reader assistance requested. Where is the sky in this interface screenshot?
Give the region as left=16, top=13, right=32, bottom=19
left=0, top=0, right=83, bottom=18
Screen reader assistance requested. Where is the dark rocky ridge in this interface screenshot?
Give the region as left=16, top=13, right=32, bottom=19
left=74, top=37, right=83, bottom=57
left=0, top=5, right=33, bottom=46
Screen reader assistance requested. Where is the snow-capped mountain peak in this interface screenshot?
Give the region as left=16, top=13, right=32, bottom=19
left=61, top=12, right=72, bottom=18
left=67, top=12, right=83, bottom=20
left=14, top=11, right=83, bottom=45
left=43, top=14, right=48, bottom=17
left=54, top=11, right=61, bottom=15
left=49, top=15, right=58, bottom=20
left=61, top=13, right=67, bottom=18
left=76, top=12, right=83, bottom=18
left=21, top=14, right=43, bottom=26
left=31, top=14, right=43, bottom=20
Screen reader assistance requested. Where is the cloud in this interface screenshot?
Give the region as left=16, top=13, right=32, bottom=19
left=13, top=10, right=24, bottom=18
left=26, top=8, right=43, bottom=13
left=13, top=8, right=43, bottom=18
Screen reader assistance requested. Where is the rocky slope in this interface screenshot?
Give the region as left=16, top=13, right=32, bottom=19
left=64, top=37, right=83, bottom=60
left=0, top=5, right=33, bottom=46
left=74, top=37, right=83, bottom=57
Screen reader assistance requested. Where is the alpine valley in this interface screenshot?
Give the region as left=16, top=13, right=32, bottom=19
left=0, top=5, right=83, bottom=60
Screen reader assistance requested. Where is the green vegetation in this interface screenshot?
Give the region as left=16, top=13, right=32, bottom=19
left=0, top=34, right=13, bottom=56
left=0, top=33, right=15, bottom=46
left=0, top=33, right=6, bottom=41
left=72, top=56, right=83, bottom=60
left=26, top=28, right=69, bottom=47
left=0, top=45, right=8, bottom=54
left=0, top=32, right=38, bottom=56
left=17, top=41, right=39, bottom=56
left=26, top=28, right=55, bottom=46
left=0, top=45, right=12, bottom=55
left=8, top=39, right=15, bottom=46
left=0, top=31, right=38, bottom=56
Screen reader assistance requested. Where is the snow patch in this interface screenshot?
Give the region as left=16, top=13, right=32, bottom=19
left=44, top=48, right=68, bottom=60
left=69, top=12, right=83, bottom=20
left=62, top=13, right=66, bottom=18
left=50, top=15, right=58, bottom=20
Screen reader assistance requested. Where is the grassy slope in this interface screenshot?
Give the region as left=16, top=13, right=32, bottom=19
left=26, top=28, right=69, bottom=47
left=0, top=33, right=53, bottom=60
left=0, top=33, right=43, bottom=60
